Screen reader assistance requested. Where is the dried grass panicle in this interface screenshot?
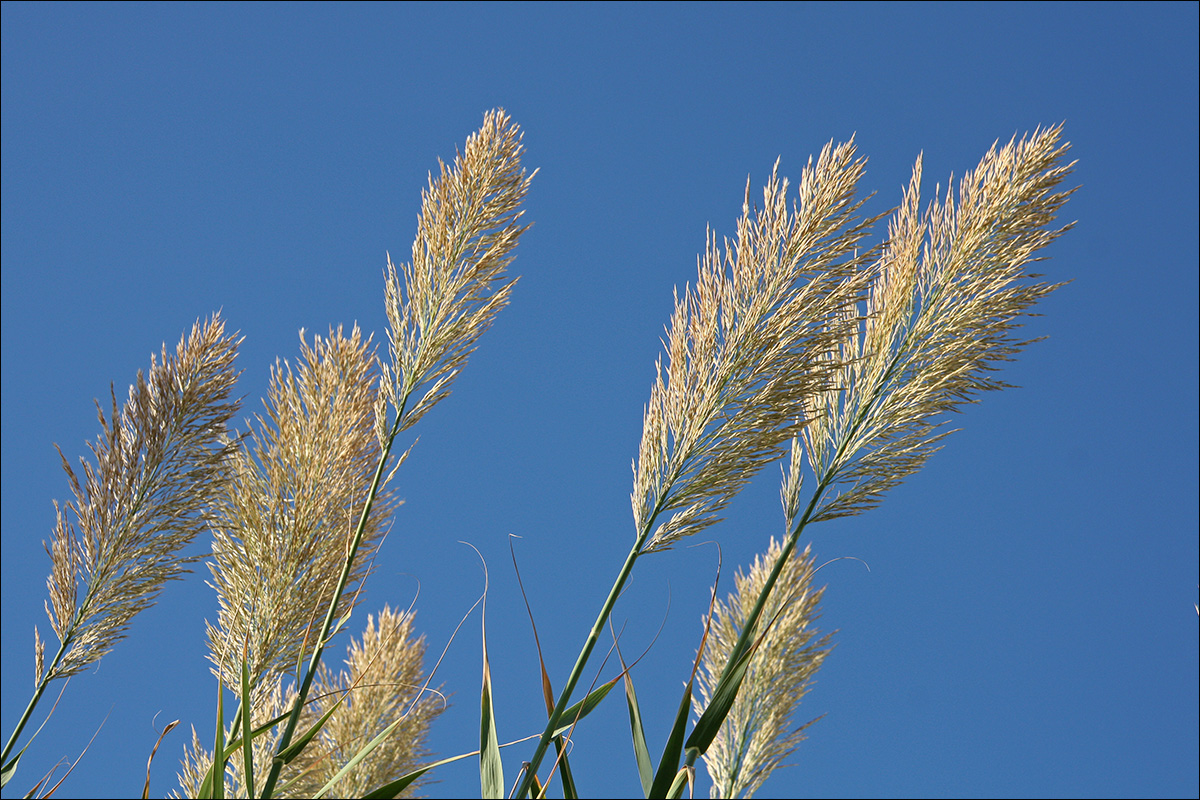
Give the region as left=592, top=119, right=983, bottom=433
left=177, top=608, right=441, bottom=799
left=382, top=108, right=534, bottom=432
left=635, top=140, right=877, bottom=552
left=280, top=606, right=444, bottom=799
left=206, top=325, right=396, bottom=702
left=803, top=125, right=1075, bottom=522
left=175, top=725, right=215, bottom=798
left=42, top=314, right=240, bottom=682
left=695, top=541, right=831, bottom=799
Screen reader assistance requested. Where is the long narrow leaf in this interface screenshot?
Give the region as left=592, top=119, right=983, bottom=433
left=648, top=677, right=694, bottom=799
left=617, top=647, right=653, bottom=798
left=512, top=536, right=578, bottom=799
left=553, top=737, right=579, bottom=800
left=142, top=719, right=179, bottom=800
left=239, top=661, right=254, bottom=798
left=480, top=654, right=503, bottom=799
left=220, top=710, right=291, bottom=763
left=479, top=560, right=504, bottom=800
left=360, top=750, right=477, bottom=800
left=551, top=678, right=619, bottom=738
left=685, top=605, right=773, bottom=758
left=1, top=748, right=23, bottom=790
left=273, top=694, right=344, bottom=767
left=666, top=766, right=693, bottom=800
left=204, top=677, right=226, bottom=800
left=360, top=726, right=552, bottom=800
left=199, top=704, right=294, bottom=798
left=312, top=709, right=416, bottom=800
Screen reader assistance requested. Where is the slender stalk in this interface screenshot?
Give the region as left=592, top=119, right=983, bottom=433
left=680, top=489, right=824, bottom=777
left=516, top=515, right=661, bottom=799
left=258, top=406, right=405, bottom=798
left=1, top=639, right=68, bottom=768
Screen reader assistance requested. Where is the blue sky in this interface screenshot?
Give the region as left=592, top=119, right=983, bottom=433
left=2, top=3, right=1197, bottom=798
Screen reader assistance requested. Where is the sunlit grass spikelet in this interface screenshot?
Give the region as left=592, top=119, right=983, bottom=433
left=41, top=314, right=241, bottom=683
left=633, top=141, right=877, bottom=551
left=381, top=108, right=534, bottom=430
left=280, top=606, right=445, bottom=798
left=803, top=125, right=1075, bottom=521
left=695, top=540, right=830, bottom=799
left=206, top=325, right=395, bottom=703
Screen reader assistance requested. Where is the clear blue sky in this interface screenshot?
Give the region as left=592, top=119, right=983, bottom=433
left=3, top=3, right=1197, bottom=798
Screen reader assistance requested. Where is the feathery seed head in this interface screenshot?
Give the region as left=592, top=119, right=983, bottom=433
left=383, top=109, right=534, bottom=431
left=178, top=607, right=442, bottom=799
left=205, top=325, right=394, bottom=702
left=43, top=314, right=240, bottom=682
left=695, top=541, right=831, bottom=799
left=634, top=141, right=876, bottom=552
left=804, top=125, right=1074, bottom=522
left=280, top=606, right=445, bottom=798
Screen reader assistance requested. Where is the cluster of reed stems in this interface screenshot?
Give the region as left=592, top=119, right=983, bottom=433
left=1, top=110, right=1073, bottom=799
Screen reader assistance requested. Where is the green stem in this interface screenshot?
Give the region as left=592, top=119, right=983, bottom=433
left=515, top=523, right=655, bottom=799
left=259, top=410, right=404, bottom=798
left=1, top=637, right=70, bottom=769
left=679, top=489, right=823, bottom=779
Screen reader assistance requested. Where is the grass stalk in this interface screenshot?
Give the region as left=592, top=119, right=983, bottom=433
left=258, top=406, right=406, bottom=798
left=516, top=526, right=652, bottom=797
left=0, top=639, right=67, bottom=772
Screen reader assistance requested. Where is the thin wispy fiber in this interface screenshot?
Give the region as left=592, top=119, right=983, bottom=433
left=41, top=314, right=241, bottom=684
left=205, top=325, right=394, bottom=704
left=695, top=541, right=830, bottom=799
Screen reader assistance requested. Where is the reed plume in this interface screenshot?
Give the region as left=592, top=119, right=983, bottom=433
left=694, top=541, right=831, bottom=799
left=802, top=125, right=1074, bottom=521
left=2, top=315, right=240, bottom=770
left=684, top=125, right=1074, bottom=794
left=205, top=325, right=393, bottom=706
left=633, top=140, right=876, bottom=552
left=380, top=108, right=534, bottom=431
left=281, top=606, right=444, bottom=798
